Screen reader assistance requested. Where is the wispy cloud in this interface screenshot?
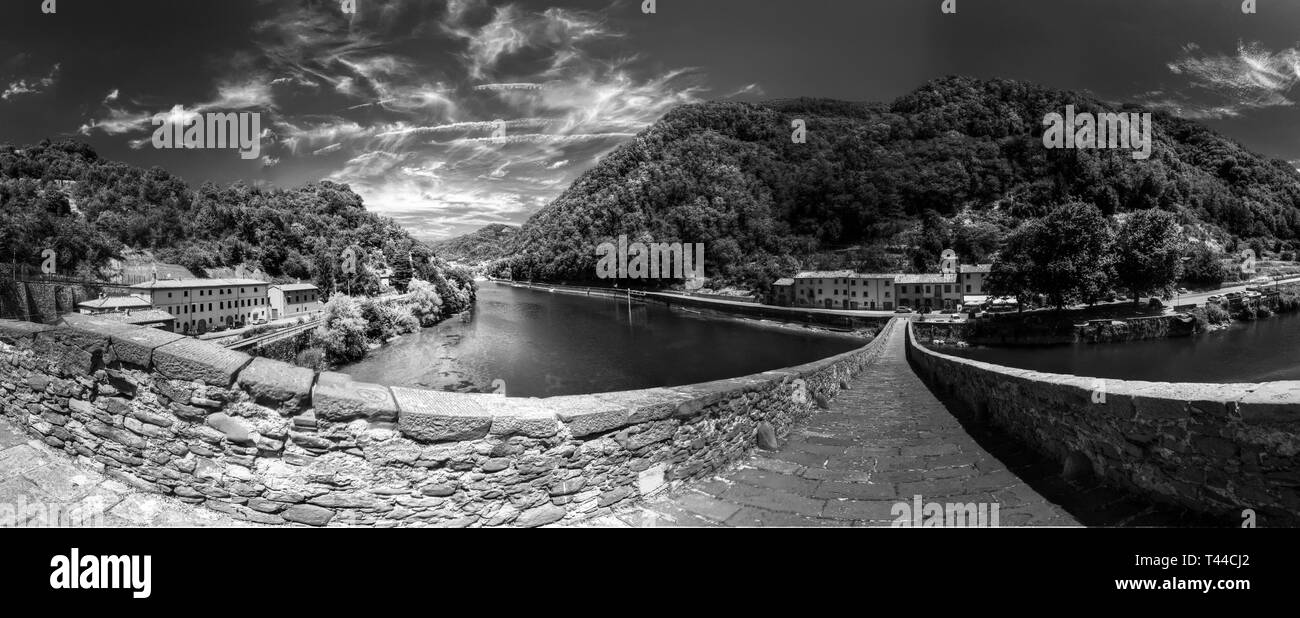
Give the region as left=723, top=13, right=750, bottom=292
left=2, top=63, right=60, bottom=101
left=1143, top=42, right=1300, bottom=119
left=67, top=0, right=709, bottom=240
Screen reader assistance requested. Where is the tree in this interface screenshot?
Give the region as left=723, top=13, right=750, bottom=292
left=317, top=295, right=369, bottom=362
left=1115, top=209, right=1185, bottom=303
left=406, top=279, right=444, bottom=327
left=1182, top=242, right=1225, bottom=287
left=988, top=202, right=1114, bottom=310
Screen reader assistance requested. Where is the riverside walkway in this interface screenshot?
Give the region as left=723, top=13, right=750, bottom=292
left=592, top=320, right=1081, bottom=527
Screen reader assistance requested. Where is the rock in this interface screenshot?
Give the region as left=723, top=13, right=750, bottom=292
left=281, top=504, right=335, bottom=527
left=313, top=372, right=397, bottom=423
left=205, top=413, right=253, bottom=445
left=516, top=504, right=567, bottom=528
left=393, top=387, right=494, bottom=442
left=755, top=422, right=781, bottom=451
left=421, top=483, right=457, bottom=497
left=237, top=357, right=315, bottom=414
left=481, top=458, right=511, bottom=473
left=152, top=338, right=252, bottom=387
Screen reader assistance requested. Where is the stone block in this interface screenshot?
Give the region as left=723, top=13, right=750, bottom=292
left=594, top=387, right=694, bottom=424
left=489, top=402, right=559, bottom=439
left=281, top=504, right=335, bottom=527
left=33, top=327, right=110, bottom=374
left=152, top=338, right=252, bottom=387
left=237, top=357, right=315, bottom=414
left=393, top=387, right=494, bottom=442
left=549, top=396, right=630, bottom=438
left=0, top=319, right=56, bottom=346
left=1239, top=382, right=1300, bottom=425
left=59, top=315, right=184, bottom=368
left=312, top=372, right=397, bottom=423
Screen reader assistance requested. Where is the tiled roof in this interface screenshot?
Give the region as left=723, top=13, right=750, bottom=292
left=98, top=310, right=176, bottom=325
left=270, top=283, right=319, bottom=292
left=960, top=264, right=993, bottom=274
left=76, top=295, right=151, bottom=309
left=794, top=271, right=898, bottom=280
left=130, top=278, right=268, bottom=290
left=895, top=274, right=958, bottom=284
left=773, top=278, right=795, bottom=286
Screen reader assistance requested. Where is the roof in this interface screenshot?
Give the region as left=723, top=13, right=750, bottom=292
left=895, top=274, right=958, bottom=284
left=76, top=295, right=151, bottom=310
left=270, top=283, right=319, bottom=292
left=960, top=264, right=993, bottom=274
left=97, top=310, right=176, bottom=325
left=773, top=278, right=795, bottom=286
left=794, top=271, right=898, bottom=280
left=130, top=278, right=268, bottom=290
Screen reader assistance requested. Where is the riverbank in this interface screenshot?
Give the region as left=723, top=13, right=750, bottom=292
left=915, top=283, right=1300, bottom=349
left=495, top=280, right=890, bottom=337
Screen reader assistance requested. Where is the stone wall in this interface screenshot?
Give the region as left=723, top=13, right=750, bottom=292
left=0, top=315, right=893, bottom=527
left=905, top=322, right=1300, bottom=526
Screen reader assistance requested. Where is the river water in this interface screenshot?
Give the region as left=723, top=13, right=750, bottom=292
left=338, top=283, right=866, bottom=397
left=943, top=311, right=1300, bottom=383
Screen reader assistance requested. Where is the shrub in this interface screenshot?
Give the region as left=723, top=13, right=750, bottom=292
left=294, top=347, right=328, bottom=371
left=318, top=295, right=369, bottom=362
left=1204, top=304, right=1230, bottom=325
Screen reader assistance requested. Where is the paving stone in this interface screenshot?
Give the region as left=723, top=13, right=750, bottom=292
left=595, top=320, right=1083, bottom=529
left=670, top=491, right=743, bottom=523
left=0, top=445, right=52, bottom=480
left=813, top=480, right=898, bottom=501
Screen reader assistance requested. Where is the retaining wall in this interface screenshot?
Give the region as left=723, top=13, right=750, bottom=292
left=0, top=315, right=892, bottom=527
left=905, top=322, right=1300, bottom=525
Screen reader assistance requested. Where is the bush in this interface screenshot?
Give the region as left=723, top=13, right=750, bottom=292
left=294, top=347, right=328, bottom=371
left=1204, top=304, right=1230, bottom=325
left=407, top=278, right=444, bottom=327
left=318, top=295, right=369, bottom=362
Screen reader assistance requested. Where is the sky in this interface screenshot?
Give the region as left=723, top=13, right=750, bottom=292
left=2, top=0, right=1299, bottom=241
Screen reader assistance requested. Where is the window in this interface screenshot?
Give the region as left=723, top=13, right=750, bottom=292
left=944, top=285, right=952, bottom=293
left=966, top=285, right=972, bottom=293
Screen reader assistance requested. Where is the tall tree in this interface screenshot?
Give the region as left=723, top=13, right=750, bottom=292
left=1115, top=209, right=1185, bottom=303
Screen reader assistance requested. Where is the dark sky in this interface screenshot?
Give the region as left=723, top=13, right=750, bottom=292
left=2, top=0, right=1298, bottom=240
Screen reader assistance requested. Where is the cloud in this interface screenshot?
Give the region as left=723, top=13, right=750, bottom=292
left=1144, top=42, right=1300, bottom=119
left=67, top=0, right=708, bottom=240
left=2, top=63, right=60, bottom=101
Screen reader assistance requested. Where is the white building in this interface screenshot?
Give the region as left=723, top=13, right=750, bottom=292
left=129, top=278, right=271, bottom=335
left=960, top=264, right=993, bottom=298
left=791, top=271, right=898, bottom=310
left=269, top=283, right=323, bottom=319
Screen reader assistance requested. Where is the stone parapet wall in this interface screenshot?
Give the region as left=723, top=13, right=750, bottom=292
left=0, top=315, right=893, bottom=527
left=905, top=322, right=1300, bottom=525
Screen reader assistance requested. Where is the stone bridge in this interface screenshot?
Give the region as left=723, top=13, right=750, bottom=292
left=1, top=313, right=1293, bottom=527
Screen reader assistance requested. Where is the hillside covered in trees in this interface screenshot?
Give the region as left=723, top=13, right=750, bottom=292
left=0, top=140, right=475, bottom=308
left=497, top=76, right=1300, bottom=295
left=430, top=223, right=519, bottom=264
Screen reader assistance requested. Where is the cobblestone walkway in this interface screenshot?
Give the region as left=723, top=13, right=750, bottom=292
left=591, top=320, right=1082, bottom=527
left=0, top=419, right=251, bottom=527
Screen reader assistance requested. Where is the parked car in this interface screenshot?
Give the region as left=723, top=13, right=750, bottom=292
left=1207, top=295, right=1222, bottom=303
left=1176, top=287, right=1190, bottom=295
left=895, top=306, right=914, bottom=314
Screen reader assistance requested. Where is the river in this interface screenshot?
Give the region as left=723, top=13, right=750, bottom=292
left=338, top=282, right=867, bottom=397
left=942, top=311, right=1300, bottom=383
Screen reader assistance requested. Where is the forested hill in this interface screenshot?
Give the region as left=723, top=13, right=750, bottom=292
left=431, top=223, right=519, bottom=264
left=500, top=76, right=1300, bottom=293
left=0, top=140, right=473, bottom=300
